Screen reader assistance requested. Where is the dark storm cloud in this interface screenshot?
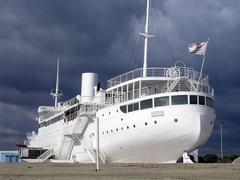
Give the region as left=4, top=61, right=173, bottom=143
left=0, top=0, right=239, bottom=154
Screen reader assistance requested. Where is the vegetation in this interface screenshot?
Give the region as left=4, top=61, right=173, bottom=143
left=198, top=154, right=239, bottom=163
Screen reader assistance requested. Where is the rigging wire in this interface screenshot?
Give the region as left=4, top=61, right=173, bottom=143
left=128, top=11, right=146, bottom=71
left=127, top=31, right=139, bottom=71
left=130, top=20, right=145, bottom=70
left=152, top=0, right=176, bottom=65
left=109, top=1, right=146, bottom=76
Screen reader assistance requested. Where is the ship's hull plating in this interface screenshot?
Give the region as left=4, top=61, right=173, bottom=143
left=30, top=93, right=216, bottom=163
left=72, top=104, right=215, bottom=163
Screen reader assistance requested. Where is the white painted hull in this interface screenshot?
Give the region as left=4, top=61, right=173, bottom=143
left=30, top=92, right=215, bottom=163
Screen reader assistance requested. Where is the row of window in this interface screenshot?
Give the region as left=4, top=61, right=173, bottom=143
left=39, top=114, right=64, bottom=128
left=120, top=95, right=214, bottom=113
left=39, top=105, right=81, bottom=128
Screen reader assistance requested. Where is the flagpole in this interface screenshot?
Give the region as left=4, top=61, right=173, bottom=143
left=197, top=38, right=209, bottom=90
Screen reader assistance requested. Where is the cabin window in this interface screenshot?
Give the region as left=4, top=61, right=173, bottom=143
left=134, top=102, right=139, bottom=111
left=206, top=97, right=214, bottom=108
left=171, top=95, right=188, bottom=105
left=140, top=99, right=153, bottom=110
left=120, top=105, right=127, bottom=113
left=199, top=96, right=205, bottom=105
left=154, top=96, right=169, bottom=107
left=190, top=95, right=198, bottom=104
left=128, top=102, right=139, bottom=112
left=128, top=104, right=133, bottom=112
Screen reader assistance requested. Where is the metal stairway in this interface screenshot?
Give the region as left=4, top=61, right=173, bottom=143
left=86, top=146, right=107, bottom=163
left=161, top=77, right=181, bottom=93
left=36, top=149, right=54, bottom=162
left=57, top=115, right=93, bottom=160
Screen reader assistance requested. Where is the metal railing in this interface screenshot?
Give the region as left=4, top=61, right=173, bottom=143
left=105, top=79, right=214, bottom=104
left=107, top=67, right=209, bottom=88
left=78, top=104, right=104, bottom=116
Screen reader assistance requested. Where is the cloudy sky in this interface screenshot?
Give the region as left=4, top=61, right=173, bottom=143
left=0, top=0, right=239, bottom=155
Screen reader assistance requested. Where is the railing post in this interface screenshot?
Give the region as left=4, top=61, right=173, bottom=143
left=95, top=117, right=100, bottom=171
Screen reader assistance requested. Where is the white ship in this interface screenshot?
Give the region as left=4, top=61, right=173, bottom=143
left=22, top=0, right=216, bottom=163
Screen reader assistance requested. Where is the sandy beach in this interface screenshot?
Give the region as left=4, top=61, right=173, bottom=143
left=0, top=163, right=239, bottom=180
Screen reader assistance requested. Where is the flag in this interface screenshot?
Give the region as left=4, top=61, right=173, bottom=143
left=188, top=41, right=208, bottom=56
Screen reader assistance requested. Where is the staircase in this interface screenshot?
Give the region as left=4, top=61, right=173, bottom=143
left=57, top=115, right=93, bottom=160
left=57, top=137, right=75, bottom=160
left=161, top=78, right=181, bottom=93
left=185, top=79, right=197, bottom=92
left=36, top=149, right=54, bottom=162
left=86, top=146, right=107, bottom=163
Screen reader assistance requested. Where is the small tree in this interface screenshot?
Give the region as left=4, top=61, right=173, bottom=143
left=203, top=154, right=219, bottom=163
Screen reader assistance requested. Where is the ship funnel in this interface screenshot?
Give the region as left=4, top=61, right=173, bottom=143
left=81, top=73, right=98, bottom=103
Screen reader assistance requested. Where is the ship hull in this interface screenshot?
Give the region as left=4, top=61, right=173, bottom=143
left=74, top=97, right=215, bottom=163
left=30, top=92, right=215, bottom=163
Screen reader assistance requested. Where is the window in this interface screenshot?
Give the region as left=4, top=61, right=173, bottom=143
left=128, top=104, right=133, bottom=112
left=154, top=96, right=169, bottom=107
left=206, top=97, right=214, bottom=108
left=134, top=103, right=139, bottom=111
left=171, top=95, right=188, bottom=105
left=128, top=102, right=139, bottom=112
left=120, top=105, right=127, bottom=113
left=190, top=95, right=198, bottom=104
left=140, top=99, right=153, bottom=110
left=199, top=96, right=205, bottom=105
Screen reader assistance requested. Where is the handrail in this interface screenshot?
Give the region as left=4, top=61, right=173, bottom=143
left=105, top=79, right=214, bottom=104
left=107, top=66, right=209, bottom=88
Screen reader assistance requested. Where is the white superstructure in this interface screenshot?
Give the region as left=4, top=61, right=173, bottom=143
left=24, top=0, right=216, bottom=163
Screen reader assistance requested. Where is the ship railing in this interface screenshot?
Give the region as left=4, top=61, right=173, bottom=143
left=60, top=97, right=79, bottom=107
left=78, top=104, right=105, bottom=116
left=38, top=110, right=62, bottom=122
left=107, top=67, right=209, bottom=88
left=105, top=79, right=214, bottom=104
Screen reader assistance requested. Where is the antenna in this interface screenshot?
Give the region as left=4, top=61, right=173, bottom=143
left=50, top=59, right=63, bottom=107
left=139, top=0, right=155, bottom=77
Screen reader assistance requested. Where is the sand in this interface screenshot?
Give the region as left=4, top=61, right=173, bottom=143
left=0, top=163, right=239, bottom=180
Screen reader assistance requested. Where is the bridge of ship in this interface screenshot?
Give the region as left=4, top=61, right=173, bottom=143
left=106, top=66, right=214, bottom=104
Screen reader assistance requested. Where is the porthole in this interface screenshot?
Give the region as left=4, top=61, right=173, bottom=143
left=111, top=130, right=113, bottom=133
left=102, top=114, right=104, bottom=117
left=102, top=132, right=104, bottom=135
left=154, top=120, right=157, bottom=124
left=127, top=126, right=129, bottom=129
left=109, top=112, right=111, bottom=115
left=116, top=128, right=118, bottom=132
left=210, top=121, right=213, bottom=125
left=116, top=110, right=119, bottom=112
left=133, top=124, right=136, bottom=128
left=121, top=127, right=123, bottom=130
left=174, top=119, right=178, bottom=123
left=145, top=122, right=148, bottom=126
left=121, top=118, right=123, bottom=121
left=106, top=131, right=108, bottom=134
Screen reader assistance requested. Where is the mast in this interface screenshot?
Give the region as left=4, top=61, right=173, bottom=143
left=140, top=0, right=154, bottom=77
left=50, top=59, right=63, bottom=107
